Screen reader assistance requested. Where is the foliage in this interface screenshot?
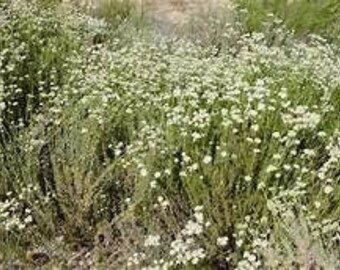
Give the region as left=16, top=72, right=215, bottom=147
left=236, top=0, right=340, bottom=43
left=0, top=0, right=340, bottom=268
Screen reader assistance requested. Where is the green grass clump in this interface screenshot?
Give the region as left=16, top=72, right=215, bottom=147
left=81, top=0, right=149, bottom=29
left=236, top=0, right=340, bottom=43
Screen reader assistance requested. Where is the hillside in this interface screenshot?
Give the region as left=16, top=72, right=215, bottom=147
left=0, top=0, right=340, bottom=269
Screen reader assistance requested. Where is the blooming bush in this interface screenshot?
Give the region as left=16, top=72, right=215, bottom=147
left=0, top=0, right=340, bottom=268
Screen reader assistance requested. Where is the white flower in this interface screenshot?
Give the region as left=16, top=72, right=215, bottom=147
left=217, top=236, right=228, bottom=247
left=266, top=165, right=277, bottom=173
left=273, top=154, right=281, bottom=160
left=24, top=215, right=33, bottom=224
left=221, top=151, right=227, bottom=158
left=140, top=168, right=148, bottom=177
left=253, top=148, right=261, bottom=154
left=326, top=178, right=333, bottom=183
left=192, top=257, right=199, bottom=265
left=283, top=164, right=291, bottom=171
left=194, top=205, right=203, bottom=212
left=324, top=185, right=334, bottom=194
left=287, top=130, right=297, bottom=138
left=248, top=254, right=257, bottom=263
left=236, top=239, right=243, bottom=247
left=144, top=235, right=161, bottom=247
left=81, top=128, right=88, bottom=134
left=203, top=155, right=212, bottom=164
left=161, top=200, right=169, bottom=209
left=189, top=163, right=199, bottom=172
left=0, top=102, right=6, bottom=111
left=183, top=220, right=203, bottom=236
left=125, top=198, right=131, bottom=204
left=179, top=171, right=187, bottom=177
left=246, top=137, right=254, bottom=143
left=272, top=132, right=281, bottom=139
left=314, top=201, right=321, bottom=209
left=192, top=132, right=202, bottom=142
left=258, top=182, right=266, bottom=189
left=318, top=131, right=327, bottom=137
left=115, top=149, right=122, bottom=156
left=254, top=138, right=262, bottom=144
left=194, top=212, right=204, bottom=224
left=251, top=124, right=259, bottom=132
left=182, top=152, right=191, bottom=163
left=150, top=180, right=157, bottom=189
left=154, top=172, right=161, bottom=179
left=245, top=175, right=252, bottom=182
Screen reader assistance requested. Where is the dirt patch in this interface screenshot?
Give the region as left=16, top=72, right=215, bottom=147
left=139, top=0, right=233, bottom=26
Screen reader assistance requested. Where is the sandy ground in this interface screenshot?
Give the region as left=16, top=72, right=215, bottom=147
left=140, top=0, right=233, bottom=25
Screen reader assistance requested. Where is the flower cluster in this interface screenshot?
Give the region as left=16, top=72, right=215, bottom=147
left=0, top=186, right=36, bottom=232
left=0, top=1, right=340, bottom=268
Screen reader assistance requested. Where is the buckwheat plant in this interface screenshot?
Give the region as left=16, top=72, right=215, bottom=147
left=0, top=0, right=340, bottom=268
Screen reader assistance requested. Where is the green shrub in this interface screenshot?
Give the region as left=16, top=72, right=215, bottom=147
left=0, top=1, right=105, bottom=259
left=0, top=1, right=83, bottom=140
